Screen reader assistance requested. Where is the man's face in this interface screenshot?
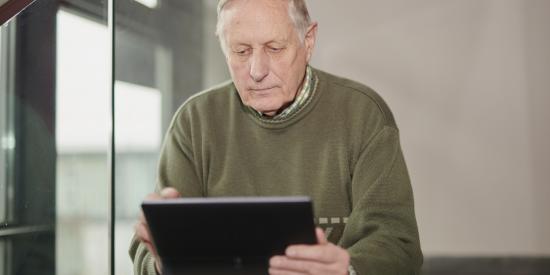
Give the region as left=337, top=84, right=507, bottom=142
left=222, top=0, right=316, bottom=116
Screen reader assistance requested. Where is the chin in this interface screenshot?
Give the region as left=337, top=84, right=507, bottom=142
left=249, top=101, right=283, bottom=115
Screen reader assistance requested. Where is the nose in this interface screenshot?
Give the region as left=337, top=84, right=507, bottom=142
left=249, top=50, right=269, bottom=82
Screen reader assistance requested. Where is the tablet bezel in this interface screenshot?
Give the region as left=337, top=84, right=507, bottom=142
left=141, top=196, right=317, bottom=268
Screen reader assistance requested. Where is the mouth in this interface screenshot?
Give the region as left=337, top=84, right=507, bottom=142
left=249, top=87, right=277, bottom=96
left=250, top=87, right=275, bottom=92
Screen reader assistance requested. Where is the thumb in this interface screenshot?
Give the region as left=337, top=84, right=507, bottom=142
left=316, top=227, right=328, bottom=245
left=160, top=187, right=181, bottom=199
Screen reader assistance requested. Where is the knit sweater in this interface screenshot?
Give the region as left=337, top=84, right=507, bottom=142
left=129, top=68, right=423, bottom=275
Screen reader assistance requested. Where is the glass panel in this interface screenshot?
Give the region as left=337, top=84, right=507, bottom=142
left=0, top=1, right=58, bottom=274
left=55, top=6, right=110, bottom=275
left=114, top=0, right=229, bottom=273
left=1, top=0, right=111, bottom=274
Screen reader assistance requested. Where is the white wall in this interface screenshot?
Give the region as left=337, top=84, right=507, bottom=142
left=203, top=0, right=550, bottom=257
left=309, top=0, right=550, bottom=256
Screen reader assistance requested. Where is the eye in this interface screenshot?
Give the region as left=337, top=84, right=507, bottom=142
left=234, top=48, right=251, bottom=56
left=268, top=47, right=283, bottom=53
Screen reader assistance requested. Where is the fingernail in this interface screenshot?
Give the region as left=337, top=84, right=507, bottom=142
left=286, top=248, right=296, bottom=256
left=269, top=257, right=279, bottom=266
left=160, top=188, right=174, bottom=197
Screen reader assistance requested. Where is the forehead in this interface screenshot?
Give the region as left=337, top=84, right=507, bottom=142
left=223, top=0, right=296, bottom=44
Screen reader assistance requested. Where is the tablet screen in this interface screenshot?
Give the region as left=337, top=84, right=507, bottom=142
left=142, top=196, right=316, bottom=270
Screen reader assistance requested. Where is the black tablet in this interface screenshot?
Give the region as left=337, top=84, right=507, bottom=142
left=141, top=196, right=316, bottom=275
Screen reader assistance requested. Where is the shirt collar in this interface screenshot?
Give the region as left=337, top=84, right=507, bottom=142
left=250, top=65, right=316, bottom=120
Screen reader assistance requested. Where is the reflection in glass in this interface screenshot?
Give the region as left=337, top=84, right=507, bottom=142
left=2, top=0, right=111, bottom=274
left=1, top=23, right=5, bottom=225
left=0, top=1, right=58, bottom=274
left=0, top=20, right=15, bottom=229
left=0, top=27, right=5, bottom=275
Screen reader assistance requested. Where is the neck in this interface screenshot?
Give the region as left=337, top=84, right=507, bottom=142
left=259, top=67, right=308, bottom=117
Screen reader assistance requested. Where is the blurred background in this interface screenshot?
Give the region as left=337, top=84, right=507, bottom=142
left=0, top=0, right=549, bottom=274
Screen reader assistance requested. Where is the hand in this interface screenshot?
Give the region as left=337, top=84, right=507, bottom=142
left=134, top=187, right=181, bottom=274
left=268, top=227, right=350, bottom=275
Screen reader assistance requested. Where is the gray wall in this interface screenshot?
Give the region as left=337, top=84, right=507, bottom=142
left=308, top=0, right=550, bottom=256
left=203, top=0, right=550, bottom=257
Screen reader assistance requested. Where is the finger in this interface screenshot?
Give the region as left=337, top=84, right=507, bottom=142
left=145, top=192, right=163, bottom=201
left=268, top=267, right=307, bottom=275
left=285, top=244, right=340, bottom=263
left=134, top=219, right=161, bottom=259
left=134, top=223, right=160, bottom=256
left=160, top=187, right=181, bottom=198
left=134, top=222, right=152, bottom=243
left=154, top=259, right=163, bottom=274
left=270, top=256, right=325, bottom=274
left=144, top=241, right=158, bottom=258
left=316, top=227, right=327, bottom=245
left=139, top=191, right=167, bottom=225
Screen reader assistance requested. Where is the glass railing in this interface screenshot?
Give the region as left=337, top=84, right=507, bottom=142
left=1, top=1, right=110, bottom=275
left=0, top=0, right=227, bottom=274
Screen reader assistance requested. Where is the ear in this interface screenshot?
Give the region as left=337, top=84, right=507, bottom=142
left=304, top=22, right=318, bottom=62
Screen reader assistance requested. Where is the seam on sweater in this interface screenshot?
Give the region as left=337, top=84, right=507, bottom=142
left=179, top=80, right=233, bottom=109
left=355, top=126, right=399, bottom=168
left=328, top=77, right=395, bottom=128
left=166, top=81, right=234, bottom=135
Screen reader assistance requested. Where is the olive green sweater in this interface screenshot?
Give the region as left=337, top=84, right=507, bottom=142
left=130, top=68, right=423, bottom=275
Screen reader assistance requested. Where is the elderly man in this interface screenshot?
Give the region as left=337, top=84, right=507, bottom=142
left=130, top=0, right=422, bottom=274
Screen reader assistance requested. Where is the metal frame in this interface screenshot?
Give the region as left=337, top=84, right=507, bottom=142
left=0, top=225, right=54, bottom=237
left=0, top=0, right=35, bottom=26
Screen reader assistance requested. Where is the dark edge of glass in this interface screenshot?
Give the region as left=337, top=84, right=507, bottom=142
left=109, top=0, right=115, bottom=274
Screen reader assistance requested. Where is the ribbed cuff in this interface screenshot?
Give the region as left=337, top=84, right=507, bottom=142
left=146, top=255, right=160, bottom=275
left=348, top=264, right=357, bottom=275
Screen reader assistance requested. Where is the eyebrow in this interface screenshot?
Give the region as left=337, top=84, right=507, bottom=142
left=228, top=37, right=291, bottom=49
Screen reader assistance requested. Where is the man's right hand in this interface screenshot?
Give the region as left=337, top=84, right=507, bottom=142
left=134, top=187, right=181, bottom=274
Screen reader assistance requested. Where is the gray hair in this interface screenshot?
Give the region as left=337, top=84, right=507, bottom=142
left=215, top=0, right=312, bottom=54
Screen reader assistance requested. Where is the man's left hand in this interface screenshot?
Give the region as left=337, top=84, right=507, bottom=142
left=268, top=227, right=350, bottom=275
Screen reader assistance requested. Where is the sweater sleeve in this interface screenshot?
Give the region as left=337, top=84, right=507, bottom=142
left=129, top=109, right=203, bottom=275
left=129, top=236, right=159, bottom=275
left=339, top=126, right=423, bottom=275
